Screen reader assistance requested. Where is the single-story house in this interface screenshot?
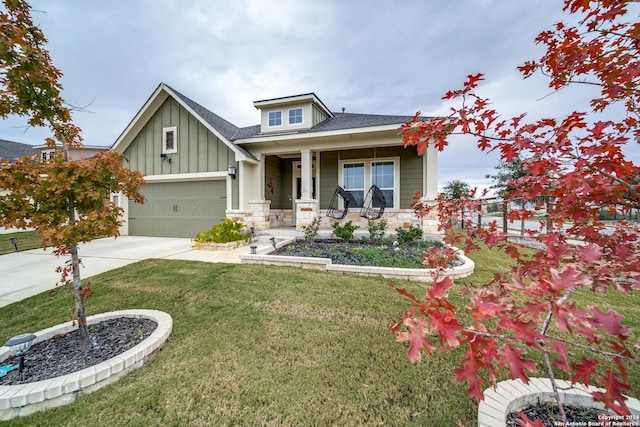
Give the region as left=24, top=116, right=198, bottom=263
left=111, top=83, right=439, bottom=238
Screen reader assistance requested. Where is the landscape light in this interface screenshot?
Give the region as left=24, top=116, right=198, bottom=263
left=4, top=333, right=36, bottom=377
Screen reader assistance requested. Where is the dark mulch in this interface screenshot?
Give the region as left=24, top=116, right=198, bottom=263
left=271, top=238, right=457, bottom=269
left=507, top=401, right=610, bottom=426
left=0, top=317, right=157, bottom=385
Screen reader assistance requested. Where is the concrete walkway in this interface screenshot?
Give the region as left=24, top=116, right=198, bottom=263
left=0, top=236, right=274, bottom=308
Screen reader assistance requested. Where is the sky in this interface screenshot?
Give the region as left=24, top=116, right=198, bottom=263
left=1, top=0, right=636, bottom=194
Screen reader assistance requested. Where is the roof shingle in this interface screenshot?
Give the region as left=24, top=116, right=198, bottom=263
left=0, top=139, right=36, bottom=163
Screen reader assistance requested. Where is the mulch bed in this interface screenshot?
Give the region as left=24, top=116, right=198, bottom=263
left=0, top=317, right=157, bottom=385
left=507, top=401, right=610, bottom=426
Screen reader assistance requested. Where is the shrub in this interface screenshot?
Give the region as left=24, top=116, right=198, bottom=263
left=302, top=216, right=321, bottom=242
left=194, top=218, right=251, bottom=244
left=367, top=219, right=387, bottom=244
left=395, top=225, right=423, bottom=245
left=331, top=220, right=359, bottom=242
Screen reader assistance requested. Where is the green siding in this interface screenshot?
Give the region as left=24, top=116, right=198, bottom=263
left=123, top=97, right=235, bottom=177
left=319, top=152, right=339, bottom=209
left=318, top=147, right=423, bottom=210
left=264, top=156, right=294, bottom=210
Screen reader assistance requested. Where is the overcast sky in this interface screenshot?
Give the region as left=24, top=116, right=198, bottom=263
left=1, top=0, right=635, bottom=193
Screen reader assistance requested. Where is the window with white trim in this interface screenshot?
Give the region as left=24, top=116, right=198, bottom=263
left=372, top=161, right=395, bottom=207
left=343, top=162, right=365, bottom=207
left=162, top=126, right=178, bottom=154
left=268, top=111, right=282, bottom=127
left=40, top=149, right=56, bottom=162
left=341, top=158, right=398, bottom=208
left=288, top=107, right=303, bottom=125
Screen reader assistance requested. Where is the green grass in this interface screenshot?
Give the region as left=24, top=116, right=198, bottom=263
left=0, top=244, right=637, bottom=426
left=0, top=230, right=43, bottom=255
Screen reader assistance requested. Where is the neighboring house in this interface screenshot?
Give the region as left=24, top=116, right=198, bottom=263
left=34, top=143, right=108, bottom=161
left=111, top=83, right=439, bottom=238
left=0, top=139, right=36, bottom=163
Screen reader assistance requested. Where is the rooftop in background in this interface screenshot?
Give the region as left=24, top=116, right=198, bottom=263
left=0, top=139, right=36, bottom=163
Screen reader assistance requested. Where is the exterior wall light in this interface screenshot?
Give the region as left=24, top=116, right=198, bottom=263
left=9, top=236, right=18, bottom=251
left=227, top=164, right=236, bottom=179
left=4, top=333, right=36, bottom=377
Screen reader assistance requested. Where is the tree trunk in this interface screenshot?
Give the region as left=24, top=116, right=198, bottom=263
left=68, top=196, right=91, bottom=351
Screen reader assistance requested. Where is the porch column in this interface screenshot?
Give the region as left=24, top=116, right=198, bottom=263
left=423, top=142, right=438, bottom=199
left=296, top=148, right=318, bottom=230
left=300, top=149, right=312, bottom=200
left=421, top=142, right=441, bottom=238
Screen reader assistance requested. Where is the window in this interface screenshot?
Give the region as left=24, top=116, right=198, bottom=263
left=372, top=161, right=395, bottom=207
left=268, top=111, right=282, bottom=127
left=162, top=126, right=178, bottom=154
left=288, top=107, right=303, bottom=125
left=341, top=158, right=398, bottom=208
left=40, top=149, right=55, bottom=162
left=343, top=163, right=365, bottom=207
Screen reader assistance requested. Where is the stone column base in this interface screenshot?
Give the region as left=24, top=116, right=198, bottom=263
left=295, top=199, right=318, bottom=230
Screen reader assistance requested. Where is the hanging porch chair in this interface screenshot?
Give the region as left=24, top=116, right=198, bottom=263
left=326, top=186, right=356, bottom=220
left=359, top=184, right=386, bottom=220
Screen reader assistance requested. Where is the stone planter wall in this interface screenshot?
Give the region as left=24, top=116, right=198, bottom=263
left=0, top=309, right=173, bottom=420
left=194, top=238, right=256, bottom=251
left=240, top=239, right=474, bottom=282
left=477, top=378, right=640, bottom=427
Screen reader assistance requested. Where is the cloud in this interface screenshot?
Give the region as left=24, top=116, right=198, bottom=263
left=4, top=0, right=635, bottom=192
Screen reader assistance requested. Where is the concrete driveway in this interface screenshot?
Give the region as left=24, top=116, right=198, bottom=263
left=0, top=236, right=252, bottom=308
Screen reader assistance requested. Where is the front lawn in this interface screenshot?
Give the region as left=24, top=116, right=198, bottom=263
left=0, top=245, right=637, bottom=426
left=0, top=230, right=43, bottom=255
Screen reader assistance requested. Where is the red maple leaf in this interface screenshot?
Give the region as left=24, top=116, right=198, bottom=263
left=396, top=317, right=435, bottom=362
left=571, top=357, right=599, bottom=387
left=454, top=349, right=485, bottom=401
left=592, top=370, right=633, bottom=415
left=426, top=276, right=454, bottom=300
left=588, top=308, right=630, bottom=340
left=500, top=343, right=537, bottom=382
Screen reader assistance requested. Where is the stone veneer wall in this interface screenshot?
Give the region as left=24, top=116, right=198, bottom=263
left=229, top=199, right=442, bottom=237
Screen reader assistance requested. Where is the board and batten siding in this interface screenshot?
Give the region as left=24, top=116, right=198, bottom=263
left=318, top=147, right=423, bottom=209
left=123, top=97, right=236, bottom=177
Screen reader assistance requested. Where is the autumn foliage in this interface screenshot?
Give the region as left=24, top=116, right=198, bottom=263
left=0, top=0, right=144, bottom=349
left=393, top=0, right=640, bottom=420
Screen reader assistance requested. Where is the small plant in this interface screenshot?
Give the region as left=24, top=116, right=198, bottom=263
left=395, top=225, right=423, bottom=245
left=331, top=220, right=359, bottom=242
left=194, top=218, right=251, bottom=244
left=367, top=219, right=387, bottom=244
left=302, top=216, right=321, bottom=242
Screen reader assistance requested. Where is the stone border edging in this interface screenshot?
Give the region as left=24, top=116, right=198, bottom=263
left=240, top=238, right=474, bottom=282
left=477, top=378, right=640, bottom=426
left=0, top=309, right=173, bottom=420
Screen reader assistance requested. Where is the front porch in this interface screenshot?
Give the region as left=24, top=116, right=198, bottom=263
left=228, top=144, right=441, bottom=236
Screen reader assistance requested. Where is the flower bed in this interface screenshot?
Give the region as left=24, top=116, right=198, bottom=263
left=240, top=238, right=474, bottom=282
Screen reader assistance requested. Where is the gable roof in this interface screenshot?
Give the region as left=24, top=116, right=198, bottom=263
left=113, top=83, right=426, bottom=156
left=111, top=83, right=257, bottom=162
left=0, top=139, right=36, bottom=163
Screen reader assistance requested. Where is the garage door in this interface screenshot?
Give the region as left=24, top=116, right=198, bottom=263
left=128, top=181, right=226, bottom=238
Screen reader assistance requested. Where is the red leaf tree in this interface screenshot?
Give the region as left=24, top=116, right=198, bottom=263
left=0, top=1, right=144, bottom=350
left=392, top=0, right=640, bottom=421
